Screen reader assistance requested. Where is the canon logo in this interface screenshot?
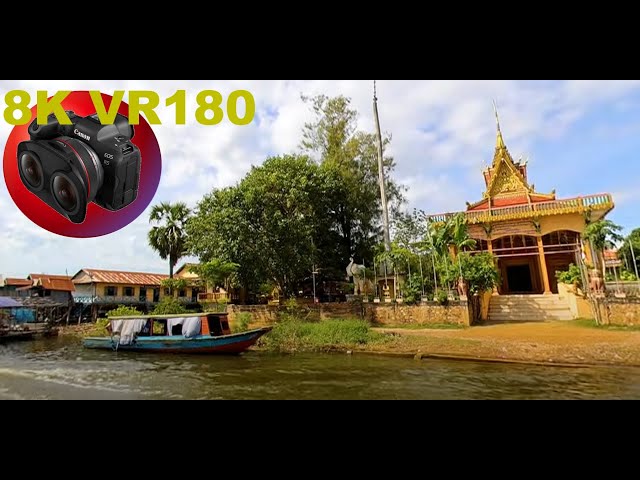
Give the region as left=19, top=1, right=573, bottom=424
left=74, top=129, right=91, bottom=141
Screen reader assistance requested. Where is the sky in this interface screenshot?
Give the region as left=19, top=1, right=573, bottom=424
left=1, top=80, right=639, bottom=278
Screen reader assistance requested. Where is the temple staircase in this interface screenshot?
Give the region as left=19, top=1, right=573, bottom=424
left=488, top=294, right=574, bottom=322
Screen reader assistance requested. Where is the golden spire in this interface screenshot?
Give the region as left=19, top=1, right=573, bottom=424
left=493, top=99, right=506, bottom=150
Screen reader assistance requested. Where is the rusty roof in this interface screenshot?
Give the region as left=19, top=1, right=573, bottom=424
left=73, top=269, right=169, bottom=286
left=29, top=274, right=75, bottom=292
left=4, top=278, right=32, bottom=287
left=604, top=249, right=619, bottom=260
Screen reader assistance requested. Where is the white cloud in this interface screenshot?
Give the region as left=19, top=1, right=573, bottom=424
left=1, top=80, right=639, bottom=277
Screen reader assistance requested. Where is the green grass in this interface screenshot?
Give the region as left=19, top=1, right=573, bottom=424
left=376, top=323, right=465, bottom=330
left=570, top=318, right=640, bottom=332
left=257, top=316, right=390, bottom=353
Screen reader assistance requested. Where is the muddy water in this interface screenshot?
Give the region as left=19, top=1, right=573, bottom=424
left=1, top=337, right=638, bottom=399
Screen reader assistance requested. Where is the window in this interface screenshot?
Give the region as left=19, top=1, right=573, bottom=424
left=178, top=289, right=186, bottom=298
left=124, top=287, right=135, bottom=297
left=164, top=288, right=170, bottom=296
left=105, top=286, right=117, bottom=296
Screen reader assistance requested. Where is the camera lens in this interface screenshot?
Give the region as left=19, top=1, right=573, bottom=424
left=19, top=152, right=44, bottom=189
left=55, top=137, right=104, bottom=203
left=52, top=174, right=80, bottom=213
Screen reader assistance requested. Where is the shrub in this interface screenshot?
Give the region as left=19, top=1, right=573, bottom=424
left=106, top=305, right=143, bottom=318
left=556, top=264, right=582, bottom=289
left=435, top=290, right=449, bottom=305
left=236, top=313, right=252, bottom=333
left=152, top=297, right=188, bottom=315
left=258, top=317, right=389, bottom=353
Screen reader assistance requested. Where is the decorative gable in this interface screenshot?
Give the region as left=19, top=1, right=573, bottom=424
left=487, top=158, right=530, bottom=197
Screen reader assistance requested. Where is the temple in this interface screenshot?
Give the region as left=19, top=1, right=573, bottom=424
left=429, top=108, right=614, bottom=295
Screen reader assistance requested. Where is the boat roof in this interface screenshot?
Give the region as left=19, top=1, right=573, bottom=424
left=108, top=312, right=228, bottom=320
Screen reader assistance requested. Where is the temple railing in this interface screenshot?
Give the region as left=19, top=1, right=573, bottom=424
left=428, top=193, right=613, bottom=224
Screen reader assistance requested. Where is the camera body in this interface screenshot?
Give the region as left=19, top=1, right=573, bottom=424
left=17, top=111, right=141, bottom=223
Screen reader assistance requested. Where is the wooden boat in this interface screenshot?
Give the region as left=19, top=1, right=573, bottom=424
left=83, top=312, right=271, bottom=354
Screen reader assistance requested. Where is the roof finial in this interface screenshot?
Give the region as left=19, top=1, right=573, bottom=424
left=493, top=99, right=506, bottom=149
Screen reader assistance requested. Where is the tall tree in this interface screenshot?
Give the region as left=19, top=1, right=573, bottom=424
left=449, top=212, right=477, bottom=277
left=300, top=94, right=404, bottom=270
left=584, top=219, right=624, bottom=276
left=187, top=155, right=344, bottom=296
left=617, top=228, right=640, bottom=278
left=148, top=202, right=191, bottom=279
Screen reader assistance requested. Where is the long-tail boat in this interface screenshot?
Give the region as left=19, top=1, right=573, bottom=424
left=83, top=312, right=270, bottom=354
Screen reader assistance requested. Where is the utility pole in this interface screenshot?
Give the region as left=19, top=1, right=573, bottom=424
left=374, top=81, right=391, bottom=252
left=312, top=265, right=319, bottom=303
left=629, top=237, right=639, bottom=280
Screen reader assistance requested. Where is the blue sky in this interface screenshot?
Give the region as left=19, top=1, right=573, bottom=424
left=0, top=80, right=639, bottom=278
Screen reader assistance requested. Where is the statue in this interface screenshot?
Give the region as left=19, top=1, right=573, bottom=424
left=457, top=276, right=468, bottom=299
left=589, top=269, right=605, bottom=296
left=346, top=257, right=367, bottom=295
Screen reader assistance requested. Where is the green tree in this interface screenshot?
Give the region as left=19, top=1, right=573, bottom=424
left=618, top=228, right=640, bottom=278
left=584, top=219, right=623, bottom=276
left=152, top=297, right=188, bottom=315
left=190, top=260, right=239, bottom=292
left=449, top=212, right=477, bottom=278
left=148, top=202, right=191, bottom=279
left=457, top=253, right=500, bottom=295
left=187, top=155, right=342, bottom=296
left=301, top=94, right=405, bottom=269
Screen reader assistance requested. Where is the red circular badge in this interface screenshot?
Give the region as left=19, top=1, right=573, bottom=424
left=3, top=91, right=162, bottom=238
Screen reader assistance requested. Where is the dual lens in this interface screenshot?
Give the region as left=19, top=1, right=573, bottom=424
left=52, top=174, right=80, bottom=212
left=19, top=152, right=44, bottom=189
left=18, top=152, right=80, bottom=213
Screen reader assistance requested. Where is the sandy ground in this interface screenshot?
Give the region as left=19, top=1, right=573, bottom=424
left=368, top=322, right=640, bottom=366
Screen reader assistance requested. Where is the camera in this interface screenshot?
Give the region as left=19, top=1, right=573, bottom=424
left=17, top=111, right=141, bottom=224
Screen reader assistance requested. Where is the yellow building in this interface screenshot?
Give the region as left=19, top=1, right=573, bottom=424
left=428, top=115, right=614, bottom=296
left=174, top=263, right=236, bottom=303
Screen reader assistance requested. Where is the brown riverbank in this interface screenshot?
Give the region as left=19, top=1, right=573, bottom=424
left=364, top=321, right=640, bottom=367
left=55, top=319, right=640, bottom=368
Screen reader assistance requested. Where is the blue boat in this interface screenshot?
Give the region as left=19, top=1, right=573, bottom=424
left=83, top=312, right=271, bottom=354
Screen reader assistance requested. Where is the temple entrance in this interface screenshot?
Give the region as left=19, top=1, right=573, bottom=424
left=498, top=256, right=541, bottom=294
left=506, top=265, right=533, bottom=293
left=492, top=235, right=544, bottom=295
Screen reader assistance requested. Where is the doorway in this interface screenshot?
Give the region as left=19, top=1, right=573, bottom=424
left=506, top=265, right=533, bottom=293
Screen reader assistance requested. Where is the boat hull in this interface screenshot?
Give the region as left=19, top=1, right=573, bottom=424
left=83, top=327, right=271, bottom=354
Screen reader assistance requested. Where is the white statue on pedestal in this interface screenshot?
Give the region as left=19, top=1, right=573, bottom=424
left=346, top=257, right=367, bottom=295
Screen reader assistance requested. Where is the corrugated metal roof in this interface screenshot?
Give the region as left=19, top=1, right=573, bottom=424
left=29, top=274, right=75, bottom=292
left=74, top=269, right=169, bottom=286
left=0, top=297, right=22, bottom=308
left=4, top=278, right=32, bottom=287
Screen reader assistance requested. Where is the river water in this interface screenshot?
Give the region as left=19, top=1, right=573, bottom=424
left=0, top=337, right=638, bottom=399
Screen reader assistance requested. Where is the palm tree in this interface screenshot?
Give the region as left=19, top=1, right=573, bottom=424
left=449, top=212, right=477, bottom=278
left=583, top=219, right=623, bottom=277
left=148, top=202, right=191, bottom=279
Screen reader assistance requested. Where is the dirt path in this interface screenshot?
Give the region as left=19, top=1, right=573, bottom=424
left=368, top=322, right=640, bottom=366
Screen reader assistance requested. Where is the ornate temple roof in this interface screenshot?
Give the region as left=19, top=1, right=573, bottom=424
left=466, top=104, right=555, bottom=212
left=427, top=104, right=614, bottom=225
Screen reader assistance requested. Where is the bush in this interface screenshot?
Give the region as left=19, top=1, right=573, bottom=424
left=85, top=318, right=111, bottom=337
left=258, top=317, right=389, bottom=353
left=106, top=305, right=143, bottom=318
left=556, top=264, right=583, bottom=289
left=435, top=290, right=449, bottom=305
left=401, top=273, right=425, bottom=305
left=152, top=297, right=188, bottom=315
left=236, top=313, right=252, bottom=333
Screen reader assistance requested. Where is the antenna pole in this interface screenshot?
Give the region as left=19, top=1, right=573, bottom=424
left=374, top=81, right=391, bottom=252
